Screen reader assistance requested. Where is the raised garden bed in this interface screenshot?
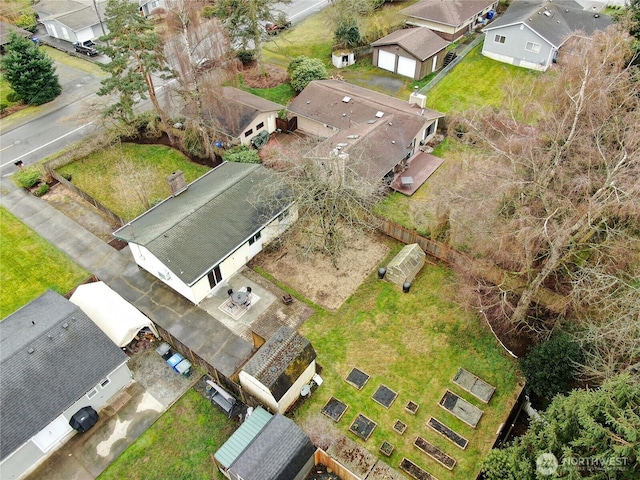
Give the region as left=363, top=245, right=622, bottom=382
left=427, top=417, right=468, bottom=450
left=393, top=420, right=407, bottom=435
left=321, top=397, right=348, bottom=422
left=405, top=400, right=419, bottom=414
left=438, top=390, right=484, bottom=428
left=400, top=458, right=438, bottom=480
left=414, top=436, right=456, bottom=470
left=372, top=384, right=398, bottom=408
left=452, top=367, right=496, bottom=403
left=346, top=367, right=370, bottom=390
left=380, top=441, right=395, bottom=457
left=349, top=413, right=377, bottom=441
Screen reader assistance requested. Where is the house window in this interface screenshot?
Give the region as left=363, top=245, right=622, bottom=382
left=86, top=388, right=98, bottom=399
left=525, top=41, right=541, bottom=53
left=494, top=34, right=506, bottom=44
left=100, top=378, right=110, bottom=388
left=256, top=122, right=264, bottom=131
left=248, top=231, right=261, bottom=245
left=244, top=129, right=253, bottom=137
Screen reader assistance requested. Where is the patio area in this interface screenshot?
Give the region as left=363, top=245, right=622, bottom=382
left=390, top=152, right=445, bottom=196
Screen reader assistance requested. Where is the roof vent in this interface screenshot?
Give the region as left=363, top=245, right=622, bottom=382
left=337, top=142, right=348, bottom=147
left=593, top=13, right=599, bottom=17
left=28, top=347, right=35, bottom=354
left=346, top=135, right=359, bottom=139
left=543, top=10, right=551, bottom=16
left=367, top=119, right=376, bottom=124
left=62, top=322, right=69, bottom=329
left=342, top=96, right=351, bottom=103
left=375, top=111, right=384, bottom=118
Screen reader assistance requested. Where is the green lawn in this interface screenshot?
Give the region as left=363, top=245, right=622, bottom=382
left=98, top=389, right=234, bottom=480
left=0, top=207, right=89, bottom=319
left=57, top=144, right=211, bottom=221
left=426, top=44, right=539, bottom=114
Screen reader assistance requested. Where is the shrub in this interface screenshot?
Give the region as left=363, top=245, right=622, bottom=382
left=236, top=49, right=255, bottom=65
left=16, top=13, right=37, bottom=33
left=0, top=102, right=7, bottom=113
left=34, top=184, right=50, bottom=196
left=6, top=92, right=21, bottom=103
left=202, top=5, right=216, bottom=18
left=13, top=166, right=42, bottom=188
left=520, top=332, right=583, bottom=401
left=222, top=145, right=260, bottom=163
left=288, top=57, right=328, bottom=92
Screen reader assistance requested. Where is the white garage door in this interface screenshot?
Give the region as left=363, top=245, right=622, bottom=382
left=397, top=56, right=417, bottom=78
left=378, top=50, right=396, bottom=72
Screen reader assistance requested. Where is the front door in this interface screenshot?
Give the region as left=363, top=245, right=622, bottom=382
left=208, top=265, right=222, bottom=288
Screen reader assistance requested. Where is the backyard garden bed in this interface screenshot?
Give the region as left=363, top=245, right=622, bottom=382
left=414, top=437, right=456, bottom=470
left=400, top=458, right=438, bottom=480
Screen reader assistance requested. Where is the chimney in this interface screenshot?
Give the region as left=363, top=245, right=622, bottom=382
left=409, top=88, right=427, bottom=109
left=166, top=170, right=188, bottom=196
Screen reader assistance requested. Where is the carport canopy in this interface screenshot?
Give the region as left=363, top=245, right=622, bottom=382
left=70, top=281, right=159, bottom=347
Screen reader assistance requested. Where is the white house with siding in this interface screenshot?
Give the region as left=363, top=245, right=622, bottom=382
left=114, top=162, right=296, bottom=304
left=0, top=291, right=132, bottom=480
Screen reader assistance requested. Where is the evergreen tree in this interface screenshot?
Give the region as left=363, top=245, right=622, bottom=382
left=1, top=32, right=61, bottom=106
left=98, top=0, right=175, bottom=144
left=482, top=374, right=640, bottom=479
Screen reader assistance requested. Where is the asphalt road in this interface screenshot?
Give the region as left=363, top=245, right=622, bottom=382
left=0, top=0, right=329, bottom=177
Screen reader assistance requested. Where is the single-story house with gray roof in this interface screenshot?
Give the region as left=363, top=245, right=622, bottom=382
left=114, top=162, right=296, bottom=304
left=0, top=21, right=32, bottom=52
left=401, top=0, right=499, bottom=41
left=215, top=408, right=316, bottom=480
left=183, top=87, right=284, bottom=147
left=239, top=326, right=317, bottom=414
left=287, top=80, right=445, bottom=185
left=0, top=291, right=132, bottom=480
left=372, top=27, right=451, bottom=80
left=481, top=0, right=612, bottom=71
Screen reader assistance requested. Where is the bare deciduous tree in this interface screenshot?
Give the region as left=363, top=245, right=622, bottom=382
left=452, top=27, right=640, bottom=336
left=259, top=136, right=384, bottom=267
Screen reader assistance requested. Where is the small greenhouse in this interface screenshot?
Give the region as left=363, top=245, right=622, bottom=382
left=385, top=243, right=426, bottom=287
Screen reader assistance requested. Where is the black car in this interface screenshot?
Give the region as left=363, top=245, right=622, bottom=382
left=73, top=40, right=99, bottom=56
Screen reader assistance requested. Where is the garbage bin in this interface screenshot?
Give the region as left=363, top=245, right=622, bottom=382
left=156, top=342, right=172, bottom=360
left=402, top=281, right=411, bottom=293
left=378, top=267, right=386, bottom=279
left=167, top=353, right=184, bottom=371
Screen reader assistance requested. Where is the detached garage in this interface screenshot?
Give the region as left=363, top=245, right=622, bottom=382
left=372, top=27, right=450, bottom=80
left=70, top=281, right=158, bottom=347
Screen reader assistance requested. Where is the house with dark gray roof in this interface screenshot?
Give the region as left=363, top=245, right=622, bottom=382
left=0, top=21, right=32, bottom=52
left=481, top=0, right=612, bottom=71
left=287, top=80, right=445, bottom=185
left=114, top=162, right=296, bottom=304
left=215, top=408, right=316, bottom=480
left=0, top=291, right=131, bottom=480
left=401, top=0, right=499, bottom=40
left=183, top=87, right=284, bottom=147
left=239, top=326, right=317, bottom=414
left=371, top=27, right=451, bottom=80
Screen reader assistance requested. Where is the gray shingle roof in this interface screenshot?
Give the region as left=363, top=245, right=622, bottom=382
left=288, top=80, right=444, bottom=182
left=401, top=0, right=496, bottom=27
left=242, top=326, right=316, bottom=401
left=230, top=414, right=316, bottom=480
left=0, top=21, right=32, bottom=45
left=114, top=162, right=292, bottom=285
left=372, top=27, right=451, bottom=61
left=36, top=0, right=107, bottom=31
left=0, top=291, right=127, bottom=460
left=483, top=0, right=612, bottom=47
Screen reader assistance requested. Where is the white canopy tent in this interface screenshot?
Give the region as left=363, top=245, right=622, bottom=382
left=70, top=282, right=159, bottom=347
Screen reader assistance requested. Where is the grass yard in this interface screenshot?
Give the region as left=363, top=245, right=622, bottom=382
left=57, top=143, right=211, bottom=221
left=287, top=245, right=522, bottom=480
left=426, top=44, right=539, bottom=114
left=0, top=207, right=89, bottom=319
left=98, top=389, right=234, bottom=480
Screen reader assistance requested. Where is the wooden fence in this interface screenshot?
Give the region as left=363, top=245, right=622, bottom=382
left=380, top=220, right=567, bottom=314
left=44, top=156, right=126, bottom=227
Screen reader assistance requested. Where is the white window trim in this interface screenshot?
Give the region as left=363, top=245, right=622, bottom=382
left=494, top=34, right=506, bottom=44
left=100, top=377, right=110, bottom=388
left=525, top=41, right=541, bottom=53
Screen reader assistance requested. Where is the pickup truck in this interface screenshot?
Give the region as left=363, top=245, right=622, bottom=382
left=265, top=19, right=291, bottom=35
left=73, top=40, right=99, bottom=56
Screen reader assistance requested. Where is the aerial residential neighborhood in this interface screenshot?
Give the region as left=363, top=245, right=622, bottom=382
left=1, top=0, right=638, bottom=480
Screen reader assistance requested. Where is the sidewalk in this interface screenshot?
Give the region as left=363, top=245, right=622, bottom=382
left=0, top=178, right=253, bottom=479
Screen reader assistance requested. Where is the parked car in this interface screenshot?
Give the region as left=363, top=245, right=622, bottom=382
left=265, top=19, right=291, bottom=35
left=73, top=40, right=98, bottom=56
